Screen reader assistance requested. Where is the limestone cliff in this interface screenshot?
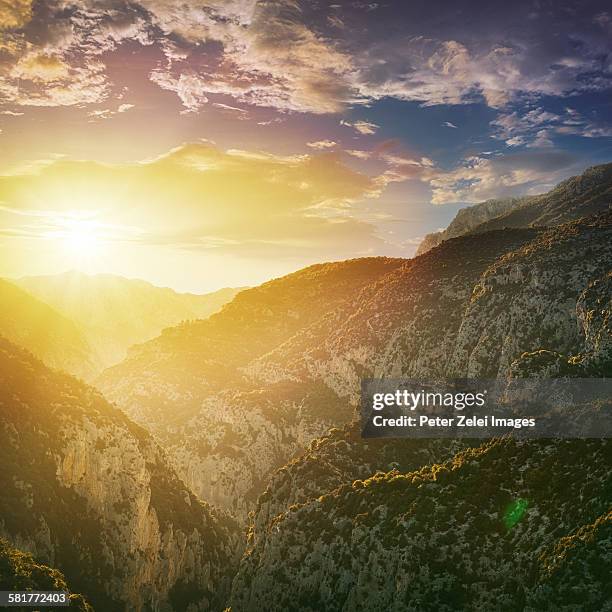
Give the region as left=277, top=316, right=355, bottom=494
left=97, top=214, right=611, bottom=525
left=97, top=258, right=404, bottom=518
left=257, top=212, right=611, bottom=394
left=416, top=196, right=528, bottom=255
left=0, top=338, right=241, bottom=611
left=252, top=424, right=473, bottom=547
left=416, top=162, right=612, bottom=255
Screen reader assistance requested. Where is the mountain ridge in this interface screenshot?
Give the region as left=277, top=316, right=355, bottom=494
left=15, top=271, right=244, bottom=373
left=0, top=279, right=96, bottom=379
left=416, top=162, right=612, bottom=255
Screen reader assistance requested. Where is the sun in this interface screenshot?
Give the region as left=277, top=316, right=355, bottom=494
left=56, top=217, right=106, bottom=259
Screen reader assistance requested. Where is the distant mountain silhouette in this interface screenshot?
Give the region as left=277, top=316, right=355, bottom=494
left=0, top=278, right=95, bottom=379
left=16, top=271, right=244, bottom=371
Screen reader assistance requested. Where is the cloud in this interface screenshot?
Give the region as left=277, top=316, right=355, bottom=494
left=327, top=15, right=345, bottom=29
left=491, top=107, right=560, bottom=147
left=443, top=121, right=458, bottom=128
left=0, top=0, right=33, bottom=30
left=428, top=150, right=577, bottom=204
left=307, top=140, right=337, bottom=150
left=1, top=0, right=610, bottom=115
left=492, top=106, right=612, bottom=147
left=3, top=64, right=109, bottom=106
left=149, top=71, right=209, bottom=113
left=212, top=102, right=248, bottom=116
left=0, top=142, right=392, bottom=258
left=87, top=102, right=135, bottom=120
left=10, top=53, right=70, bottom=82
left=141, top=0, right=359, bottom=114
left=345, top=149, right=371, bottom=159
left=341, top=119, right=379, bottom=135
left=352, top=4, right=612, bottom=109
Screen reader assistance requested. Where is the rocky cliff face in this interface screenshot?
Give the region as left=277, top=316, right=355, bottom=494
left=92, top=166, right=611, bottom=610
left=97, top=213, right=611, bottom=525
left=0, top=338, right=241, bottom=611
left=97, top=258, right=404, bottom=518
left=446, top=213, right=612, bottom=377
left=230, top=438, right=611, bottom=612
left=252, top=423, right=474, bottom=546
left=416, top=162, right=612, bottom=255
left=476, top=161, right=612, bottom=232
left=227, top=212, right=611, bottom=611
left=257, top=212, right=611, bottom=394
left=416, top=197, right=529, bottom=255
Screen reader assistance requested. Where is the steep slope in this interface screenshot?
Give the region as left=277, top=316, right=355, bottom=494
left=16, top=271, right=243, bottom=369
left=99, top=258, right=404, bottom=407
left=231, top=213, right=612, bottom=610
left=0, top=279, right=95, bottom=379
left=416, top=196, right=530, bottom=255
left=99, top=233, right=545, bottom=519
left=0, top=338, right=240, bottom=611
left=255, top=212, right=611, bottom=393
left=99, top=213, right=611, bottom=522
left=230, top=438, right=611, bottom=611
left=97, top=257, right=404, bottom=517
left=447, top=213, right=612, bottom=377
left=529, top=510, right=612, bottom=610
left=416, top=162, right=612, bottom=254
left=0, top=539, right=92, bottom=611
left=475, top=162, right=612, bottom=233
left=253, top=422, right=474, bottom=543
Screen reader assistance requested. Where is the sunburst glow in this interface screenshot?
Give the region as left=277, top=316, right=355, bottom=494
left=54, top=217, right=106, bottom=259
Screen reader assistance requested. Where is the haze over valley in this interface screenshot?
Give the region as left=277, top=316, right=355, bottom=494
left=1, top=0, right=611, bottom=610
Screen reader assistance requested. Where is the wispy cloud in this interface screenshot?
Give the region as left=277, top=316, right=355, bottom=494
left=491, top=106, right=612, bottom=147
left=307, top=140, right=337, bottom=150
left=428, top=150, right=578, bottom=204
left=340, top=119, right=379, bottom=135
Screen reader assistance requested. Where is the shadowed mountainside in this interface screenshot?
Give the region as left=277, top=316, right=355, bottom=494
left=416, top=196, right=531, bottom=255
left=98, top=208, right=610, bottom=523
left=0, top=338, right=241, bottom=611
left=230, top=438, right=611, bottom=611
left=97, top=257, right=405, bottom=517
left=0, top=538, right=92, bottom=611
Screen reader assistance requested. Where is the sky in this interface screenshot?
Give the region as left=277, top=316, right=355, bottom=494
left=0, top=0, right=611, bottom=292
